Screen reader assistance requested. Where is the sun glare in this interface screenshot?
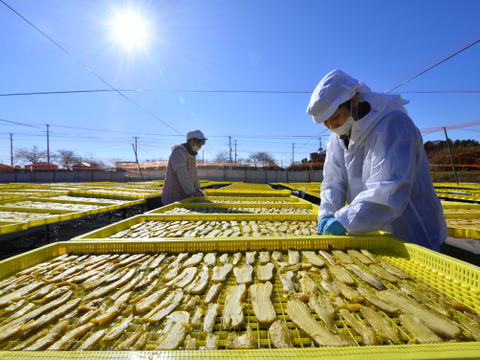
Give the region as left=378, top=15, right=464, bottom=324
left=111, top=11, right=149, bottom=50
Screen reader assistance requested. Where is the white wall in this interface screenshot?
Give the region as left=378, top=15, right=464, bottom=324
left=0, top=168, right=323, bottom=184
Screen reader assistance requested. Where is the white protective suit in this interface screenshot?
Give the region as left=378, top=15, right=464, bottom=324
left=308, top=70, right=447, bottom=251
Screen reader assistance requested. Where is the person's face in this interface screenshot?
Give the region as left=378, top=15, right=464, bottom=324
left=323, top=95, right=359, bottom=130
left=191, top=138, right=206, bottom=150
left=324, top=105, right=349, bottom=130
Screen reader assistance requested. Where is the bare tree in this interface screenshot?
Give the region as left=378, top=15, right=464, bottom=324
left=213, top=152, right=230, bottom=163
left=56, top=149, right=80, bottom=169
left=106, top=158, right=123, bottom=168
left=84, top=158, right=106, bottom=169
left=248, top=152, right=277, bottom=167
left=15, top=146, right=47, bottom=163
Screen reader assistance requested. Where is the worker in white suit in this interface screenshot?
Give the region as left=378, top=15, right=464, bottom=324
left=306, top=70, right=447, bottom=251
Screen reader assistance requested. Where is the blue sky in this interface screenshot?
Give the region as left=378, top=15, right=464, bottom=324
left=1, top=0, right=479, bottom=166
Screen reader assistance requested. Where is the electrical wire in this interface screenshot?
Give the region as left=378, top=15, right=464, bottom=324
left=0, top=89, right=312, bottom=97
left=0, top=89, right=143, bottom=97
left=420, top=120, right=480, bottom=134
left=5, top=112, right=479, bottom=159
left=396, top=90, right=480, bottom=94
left=0, top=118, right=40, bottom=128
left=1, top=88, right=479, bottom=97
left=386, top=38, right=480, bottom=93
left=2, top=117, right=329, bottom=140
left=0, top=0, right=183, bottom=136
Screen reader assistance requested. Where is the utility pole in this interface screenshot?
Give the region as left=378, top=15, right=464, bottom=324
left=10, top=133, right=13, bottom=166
left=292, top=143, right=295, bottom=166
left=46, top=124, right=50, bottom=164
left=234, top=140, right=237, bottom=165
left=229, top=136, right=232, bottom=163
left=443, top=127, right=458, bottom=185
left=132, top=137, right=144, bottom=181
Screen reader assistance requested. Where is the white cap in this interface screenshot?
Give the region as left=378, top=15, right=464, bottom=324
left=186, top=130, right=207, bottom=141
left=306, top=70, right=366, bottom=124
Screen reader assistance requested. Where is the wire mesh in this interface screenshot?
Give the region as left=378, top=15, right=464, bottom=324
left=0, top=247, right=478, bottom=353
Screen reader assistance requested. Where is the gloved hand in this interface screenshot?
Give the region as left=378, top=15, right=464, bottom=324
left=323, top=218, right=347, bottom=235
left=317, top=215, right=334, bottom=234
left=196, top=190, right=205, bottom=197
left=187, top=190, right=204, bottom=198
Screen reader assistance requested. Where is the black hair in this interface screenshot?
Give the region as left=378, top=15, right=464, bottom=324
left=339, top=99, right=351, bottom=110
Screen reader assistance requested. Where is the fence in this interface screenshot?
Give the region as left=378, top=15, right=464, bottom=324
left=0, top=168, right=323, bottom=184
left=118, top=167, right=323, bottom=183
left=0, top=170, right=127, bottom=183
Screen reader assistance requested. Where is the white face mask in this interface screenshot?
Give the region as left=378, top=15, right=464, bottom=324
left=331, top=102, right=355, bottom=136
left=331, top=115, right=354, bottom=135
left=191, top=144, right=200, bottom=152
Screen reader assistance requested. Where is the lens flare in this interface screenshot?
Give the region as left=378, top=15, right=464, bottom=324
left=111, top=11, right=149, bottom=49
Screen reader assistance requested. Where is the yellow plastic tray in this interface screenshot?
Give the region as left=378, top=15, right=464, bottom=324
left=0, top=189, right=68, bottom=195
left=8, top=197, right=142, bottom=212
left=203, top=189, right=292, bottom=197
left=72, top=213, right=318, bottom=241
left=444, top=213, right=480, bottom=219
left=448, top=227, right=480, bottom=240
left=0, top=198, right=145, bottom=233
left=442, top=201, right=480, bottom=210
left=146, top=202, right=319, bottom=215
left=67, top=189, right=159, bottom=199
left=444, top=212, right=480, bottom=240
left=0, top=221, right=28, bottom=235
left=436, top=192, right=480, bottom=202
left=0, top=184, right=25, bottom=190
left=435, top=182, right=480, bottom=190
left=271, top=182, right=322, bottom=197
left=0, top=206, right=77, bottom=228
left=217, top=183, right=279, bottom=192
left=0, top=194, right=32, bottom=201
left=179, top=196, right=309, bottom=204
left=0, top=238, right=479, bottom=359
left=66, top=192, right=147, bottom=203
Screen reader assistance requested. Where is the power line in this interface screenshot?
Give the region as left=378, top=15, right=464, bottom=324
left=420, top=120, right=480, bottom=134
left=1, top=88, right=479, bottom=98
left=1, top=117, right=330, bottom=139
left=0, top=89, right=313, bottom=97
left=0, top=89, right=142, bottom=97
left=0, top=118, right=40, bottom=128
left=396, top=90, right=480, bottom=94
left=386, top=38, right=480, bottom=93
left=0, top=0, right=183, bottom=136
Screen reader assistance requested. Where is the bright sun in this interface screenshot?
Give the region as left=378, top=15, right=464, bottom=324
left=111, top=11, right=149, bottom=50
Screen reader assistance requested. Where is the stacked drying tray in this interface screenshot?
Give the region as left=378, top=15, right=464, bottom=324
left=202, top=182, right=293, bottom=198
left=199, top=180, right=231, bottom=189
left=0, top=186, right=479, bottom=359
left=434, top=182, right=480, bottom=241
left=47, top=181, right=163, bottom=200
left=271, top=182, right=322, bottom=199
left=0, top=183, right=70, bottom=235
left=442, top=200, right=480, bottom=241
left=75, top=186, right=317, bottom=241
left=434, top=182, right=480, bottom=203
left=0, top=182, right=150, bottom=237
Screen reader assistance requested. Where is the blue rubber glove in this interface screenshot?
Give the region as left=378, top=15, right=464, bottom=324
left=323, top=218, right=347, bottom=235
left=317, top=215, right=334, bottom=234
